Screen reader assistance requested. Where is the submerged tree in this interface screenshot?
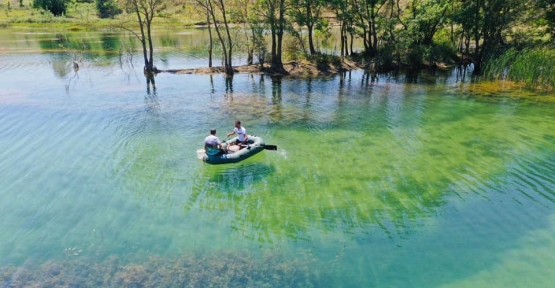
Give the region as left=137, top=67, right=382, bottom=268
left=208, top=0, right=235, bottom=75
left=122, top=0, right=165, bottom=73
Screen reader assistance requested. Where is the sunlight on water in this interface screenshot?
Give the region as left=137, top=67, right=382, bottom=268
left=441, top=214, right=555, bottom=288
left=1, top=29, right=555, bottom=287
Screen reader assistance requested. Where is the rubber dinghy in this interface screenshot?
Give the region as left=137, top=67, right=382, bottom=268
left=199, top=135, right=277, bottom=165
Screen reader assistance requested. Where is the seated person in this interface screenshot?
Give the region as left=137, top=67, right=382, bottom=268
left=204, top=129, right=226, bottom=156
left=227, top=120, right=249, bottom=147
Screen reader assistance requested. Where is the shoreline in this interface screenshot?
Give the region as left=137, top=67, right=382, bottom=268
left=159, top=59, right=366, bottom=78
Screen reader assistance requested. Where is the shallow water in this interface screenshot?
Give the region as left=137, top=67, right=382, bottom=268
left=1, top=28, right=555, bottom=287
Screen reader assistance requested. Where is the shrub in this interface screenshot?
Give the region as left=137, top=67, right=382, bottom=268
left=33, top=0, right=68, bottom=16
left=95, top=0, right=121, bottom=19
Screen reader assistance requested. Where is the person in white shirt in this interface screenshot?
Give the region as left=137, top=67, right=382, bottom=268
left=204, top=129, right=225, bottom=156
left=227, top=120, right=248, bottom=145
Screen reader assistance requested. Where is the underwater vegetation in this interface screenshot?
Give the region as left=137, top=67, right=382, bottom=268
left=0, top=250, right=326, bottom=287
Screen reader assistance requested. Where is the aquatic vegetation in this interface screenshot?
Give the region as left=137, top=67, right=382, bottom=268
left=0, top=250, right=326, bottom=287
left=483, top=47, right=555, bottom=92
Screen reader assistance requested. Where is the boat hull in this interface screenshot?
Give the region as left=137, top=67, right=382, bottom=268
left=202, top=135, right=266, bottom=165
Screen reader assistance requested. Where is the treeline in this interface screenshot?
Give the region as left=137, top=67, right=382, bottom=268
left=26, top=0, right=555, bottom=88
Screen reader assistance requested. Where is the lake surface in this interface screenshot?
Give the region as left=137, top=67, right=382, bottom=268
left=1, top=27, right=555, bottom=287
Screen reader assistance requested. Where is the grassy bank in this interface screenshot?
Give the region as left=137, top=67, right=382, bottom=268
left=484, top=47, right=555, bottom=92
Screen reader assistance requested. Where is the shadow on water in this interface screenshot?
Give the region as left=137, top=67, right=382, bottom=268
left=184, top=162, right=276, bottom=214
left=205, top=162, right=275, bottom=192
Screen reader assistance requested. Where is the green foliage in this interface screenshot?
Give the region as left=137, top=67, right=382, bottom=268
left=283, top=33, right=306, bottom=61
left=373, top=43, right=398, bottom=71
left=33, top=0, right=68, bottom=16
left=307, top=53, right=342, bottom=69
left=407, top=45, right=427, bottom=69
left=537, top=0, right=555, bottom=38
left=429, top=40, right=457, bottom=64
left=95, top=0, right=121, bottom=19
left=404, top=0, right=449, bottom=45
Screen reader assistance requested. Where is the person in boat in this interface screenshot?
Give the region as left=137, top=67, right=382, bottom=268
left=227, top=120, right=248, bottom=147
left=205, top=129, right=226, bottom=156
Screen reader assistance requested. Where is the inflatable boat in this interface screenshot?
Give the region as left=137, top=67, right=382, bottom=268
left=198, top=135, right=277, bottom=165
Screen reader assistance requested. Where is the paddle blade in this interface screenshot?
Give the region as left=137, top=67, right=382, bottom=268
left=263, top=145, right=277, bottom=150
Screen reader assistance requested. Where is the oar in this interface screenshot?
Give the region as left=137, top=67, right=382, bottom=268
left=238, top=143, right=277, bottom=150
left=263, top=144, right=277, bottom=150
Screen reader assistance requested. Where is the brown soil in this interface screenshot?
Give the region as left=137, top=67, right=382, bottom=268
left=159, top=59, right=365, bottom=78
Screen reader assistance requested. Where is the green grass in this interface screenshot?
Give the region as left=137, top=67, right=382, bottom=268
left=0, top=0, right=205, bottom=28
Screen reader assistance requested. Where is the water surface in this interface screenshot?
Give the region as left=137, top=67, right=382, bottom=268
left=1, top=28, right=555, bottom=287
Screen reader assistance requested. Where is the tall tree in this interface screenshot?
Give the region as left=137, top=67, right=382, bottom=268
left=195, top=0, right=214, bottom=67
left=255, top=0, right=288, bottom=73
left=289, top=0, right=326, bottom=55
left=329, top=0, right=351, bottom=57
left=207, top=0, right=234, bottom=75
left=453, top=0, right=524, bottom=74
left=351, top=0, right=387, bottom=57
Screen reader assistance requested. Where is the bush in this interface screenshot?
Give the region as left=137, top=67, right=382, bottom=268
left=95, top=0, right=121, bottom=19
left=33, top=0, right=68, bottom=16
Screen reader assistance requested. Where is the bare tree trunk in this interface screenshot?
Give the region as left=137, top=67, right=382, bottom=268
left=218, top=0, right=234, bottom=75
left=206, top=0, right=213, bottom=67
left=272, top=0, right=286, bottom=73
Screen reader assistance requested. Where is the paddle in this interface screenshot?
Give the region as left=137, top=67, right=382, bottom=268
left=263, top=144, right=277, bottom=150
left=236, top=143, right=277, bottom=150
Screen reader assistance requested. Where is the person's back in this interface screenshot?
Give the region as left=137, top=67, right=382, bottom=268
left=205, top=129, right=222, bottom=156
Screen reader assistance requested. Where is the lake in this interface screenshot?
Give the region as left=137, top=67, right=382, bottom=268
left=1, top=27, right=555, bottom=287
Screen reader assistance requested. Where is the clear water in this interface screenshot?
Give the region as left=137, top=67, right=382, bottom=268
left=1, top=28, right=555, bottom=287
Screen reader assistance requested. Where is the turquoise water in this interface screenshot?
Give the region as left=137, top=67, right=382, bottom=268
left=1, top=29, right=555, bottom=287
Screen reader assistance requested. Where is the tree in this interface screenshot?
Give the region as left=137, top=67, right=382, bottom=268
left=289, top=0, right=326, bottom=55
left=206, top=0, right=235, bottom=75
left=255, top=0, right=288, bottom=73
left=195, top=0, right=214, bottom=67
left=350, top=0, right=387, bottom=57
left=329, top=0, right=351, bottom=57
left=453, top=0, right=524, bottom=74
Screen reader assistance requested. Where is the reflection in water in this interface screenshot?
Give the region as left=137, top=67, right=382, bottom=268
left=65, top=67, right=79, bottom=93
left=270, top=76, right=283, bottom=122
left=225, top=74, right=233, bottom=93
left=145, top=71, right=157, bottom=92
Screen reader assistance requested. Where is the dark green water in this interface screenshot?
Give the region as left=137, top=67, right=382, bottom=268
left=1, top=28, right=555, bottom=287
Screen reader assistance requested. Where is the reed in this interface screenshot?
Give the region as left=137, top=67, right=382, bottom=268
left=484, top=47, right=555, bottom=91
